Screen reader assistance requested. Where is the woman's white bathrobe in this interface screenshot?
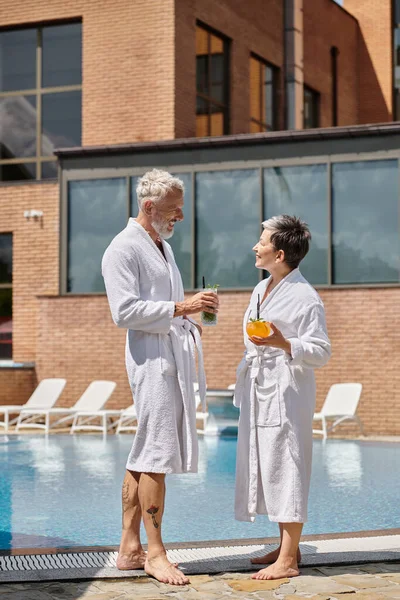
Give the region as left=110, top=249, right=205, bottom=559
left=234, top=268, right=331, bottom=523
left=102, top=218, right=206, bottom=474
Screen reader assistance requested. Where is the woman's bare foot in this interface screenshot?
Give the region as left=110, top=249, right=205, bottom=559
left=116, top=549, right=146, bottom=570
left=251, top=546, right=301, bottom=565
left=145, top=553, right=189, bottom=585
left=251, top=557, right=300, bottom=580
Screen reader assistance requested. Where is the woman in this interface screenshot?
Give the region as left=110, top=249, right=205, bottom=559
left=234, top=215, right=331, bottom=580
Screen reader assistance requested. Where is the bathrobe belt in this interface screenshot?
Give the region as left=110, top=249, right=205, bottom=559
left=169, top=317, right=207, bottom=470
left=235, top=348, right=286, bottom=517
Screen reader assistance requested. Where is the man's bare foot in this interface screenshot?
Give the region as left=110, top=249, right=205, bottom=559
left=251, top=557, right=300, bottom=580
left=145, top=554, right=189, bottom=585
left=251, top=546, right=301, bottom=565
left=116, top=549, right=146, bottom=570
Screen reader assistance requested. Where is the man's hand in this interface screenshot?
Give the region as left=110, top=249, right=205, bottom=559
left=249, top=322, right=292, bottom=355
left=174, top=291, right=219, bottom=317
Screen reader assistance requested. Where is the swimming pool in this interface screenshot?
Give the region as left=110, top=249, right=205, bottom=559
left=0, top=435, right=399, bottom=550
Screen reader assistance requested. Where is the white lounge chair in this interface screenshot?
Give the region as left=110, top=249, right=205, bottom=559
left=313, top=383, right=364, bottom=440
left=16, top=380, right=118, bottom=435
left=0, top=379, right=66, bottom=432
left=116, top=404, right=138, bottom=434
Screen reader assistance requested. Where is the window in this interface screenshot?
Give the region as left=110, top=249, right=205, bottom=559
left=303, top=86, right=319, bottom=129
left=0, top=234, right=12, bottom=359
left=196, top=23, right=229, bottom=137
left=0, top=23, right=82, bottom=181
left=332, top=160, right=399, bottom=284
left=67, top=179, right=127, bottom=293
left=195, top=170, right=260, bottom=288
left=250, top=55, right=277, bottom=132
left=394, top=27, right=400, bottom=120
left=263, top=165, right=328, bottom=284
left=131, top=173, right=193, bottom=289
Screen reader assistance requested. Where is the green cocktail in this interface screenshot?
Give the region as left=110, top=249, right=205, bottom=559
left=201, top=284, right=219, bottom=327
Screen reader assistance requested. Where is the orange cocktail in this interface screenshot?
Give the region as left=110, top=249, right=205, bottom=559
left=246, top=318, right=271, bottom=338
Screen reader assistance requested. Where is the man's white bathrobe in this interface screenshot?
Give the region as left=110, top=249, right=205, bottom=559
left=234, top=268, right=331, bottom=523
left=102, top=218, right=206, bottom=474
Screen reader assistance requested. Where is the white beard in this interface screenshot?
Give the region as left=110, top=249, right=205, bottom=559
left=151, top=218, right=175, bottom=240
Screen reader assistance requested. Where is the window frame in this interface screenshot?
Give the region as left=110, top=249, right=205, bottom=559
left=195, top=21, right=230, bottom=137
left=0, top=20, right=82, bottom=182
left=249, top=52, right=278, bottom=132
left=59, top=150, right=400, bottom=295
left=303, top=84, right=320, bottom=129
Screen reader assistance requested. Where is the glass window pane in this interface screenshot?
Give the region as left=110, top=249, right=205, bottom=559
left=0, top=288, right=12, bottom=360
left=210, top=109, right=223, bottom=136
left=196, top=55, right=208, bottom=95
left=250, top=57, right=261, bottom=122
left=196, top=113, right=209, bottom=137
left=0, top=29, right=36, bottom=92
left=41, top=160, right=58, bottom=179
left=210, top=34, right=223, bottom=54
left=263, top=165, right=328, bottom=284
left=42, top=23, right=82, bottom=88
left=130, top=173, right=193, bottom=289
left=0, top=162, right=36, bottom=181
left=42, top=90, right=81, bottom=155
left=196, top=26, right=208, bottom=55
left=0, top=95, right=36, bottom=159
left=332, top=160, right=400, bottom=284
left=264, top=79, right=273, bottom=128
left=196, top=170, right=260, bottom=288
left=0, top=233, right=12, bottom=283
left=68, top=178, right=127, bottom=293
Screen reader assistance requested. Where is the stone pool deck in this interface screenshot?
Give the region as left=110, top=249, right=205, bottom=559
left=1, top=562, right=400, bottom=600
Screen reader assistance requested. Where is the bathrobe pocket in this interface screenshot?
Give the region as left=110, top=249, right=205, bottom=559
left=255, top=381, right=281, bottom=427
left=159, top=334, right=178, bottom=376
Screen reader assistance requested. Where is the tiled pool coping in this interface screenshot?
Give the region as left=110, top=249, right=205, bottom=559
left=1, top=529, right=399, bottom=584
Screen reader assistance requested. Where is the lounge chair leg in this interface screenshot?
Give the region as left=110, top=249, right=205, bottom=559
left=322, top=416, right=327, bottom=440
left=102, top=413, right=107, bottom=435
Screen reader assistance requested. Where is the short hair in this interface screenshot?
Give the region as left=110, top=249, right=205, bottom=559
left=262, top=215, right=311, bottom=269
left=136, top=169, right=184, bottom=210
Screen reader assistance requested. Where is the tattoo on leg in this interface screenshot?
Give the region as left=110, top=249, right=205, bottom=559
left=147, top=505, right=159, bottom=529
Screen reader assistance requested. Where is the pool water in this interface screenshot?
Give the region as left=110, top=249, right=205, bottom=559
left=0, top=435, right=399, bottom=550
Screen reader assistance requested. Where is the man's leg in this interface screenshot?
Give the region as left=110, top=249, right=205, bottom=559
left=251, top=523, right=301, bottom=565
left=117, top=470, right=146, bottom=570
left=141, top=473, right=189, bottom=585
left=252, top=522, right=302, bottom=580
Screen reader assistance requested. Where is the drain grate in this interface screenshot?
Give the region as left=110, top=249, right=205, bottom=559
left=1, top=535, right=400, bottom=574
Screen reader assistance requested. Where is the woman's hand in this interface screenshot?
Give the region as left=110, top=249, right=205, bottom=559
left=249, top=322, right=292, bottom=355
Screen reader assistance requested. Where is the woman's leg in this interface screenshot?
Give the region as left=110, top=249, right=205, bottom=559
left=251, top=523, right=302, bottom=565
left=252, top=522, right=302, bottom=580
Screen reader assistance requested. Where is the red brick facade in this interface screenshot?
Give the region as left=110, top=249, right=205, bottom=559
left=1, top=0, right=399, bottom=436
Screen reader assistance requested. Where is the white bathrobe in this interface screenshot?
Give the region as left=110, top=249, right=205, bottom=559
left=234, top=268, right=331, bottom=523
left=102, top=218, right=206, bottom=474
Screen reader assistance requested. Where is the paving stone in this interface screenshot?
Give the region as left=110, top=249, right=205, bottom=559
left=378, top=573, right=400, bottom=583
left=187, top=574, right=214, bottom=588
left=193, top=580, right=231, bottom=593
left=274, top=582, right=296, bottom=595
left=350, top=593, right=393, bottom=600
left=284, top=596, right=331, bottom=600
left=293, top=575, right=356, bottom=595
left=332, top=575, right=392, bottom=589
left=226, top=578, right=289, bottom=592
left=316, top=566, right=366, bottom=576
left=219, top=572, right=251, bottom=580
left=0, top=592, right=55, bottom=600
left=356, top=587, right=400, bottom=599
left=252, top=592, right=277, bottom=600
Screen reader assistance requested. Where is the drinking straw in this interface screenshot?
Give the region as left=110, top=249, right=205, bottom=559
left=202, top=276, right=205, bottom=289
left=257, top=294, right=260, bottom=319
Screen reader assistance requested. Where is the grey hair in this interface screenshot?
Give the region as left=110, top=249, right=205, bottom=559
left=136, top=169, right=184, bottom=210
left=262, top=215, right=311, bottom=268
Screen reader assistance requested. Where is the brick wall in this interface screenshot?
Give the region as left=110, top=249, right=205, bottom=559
left=36, top=288, right=400, bottom=436
left=344, top=0, right=393, bottom=123
left=0, top=0, right=176, bottom=145
left=0, top=367, right=36, bottom=406
left=0, top=182, right=59, bottom=362
left=303, top=0, right=359, bottom=127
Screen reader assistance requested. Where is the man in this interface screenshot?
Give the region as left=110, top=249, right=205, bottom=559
left=102, top=169, right=219, bottom=586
